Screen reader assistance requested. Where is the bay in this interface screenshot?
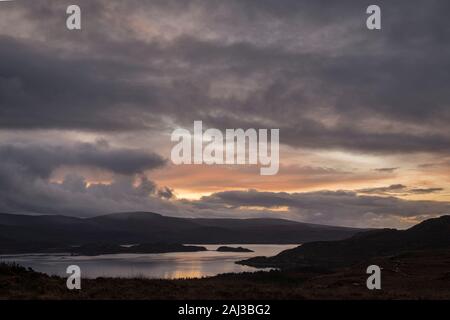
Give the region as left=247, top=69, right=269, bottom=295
left=0, top=244, right=298, bottom=279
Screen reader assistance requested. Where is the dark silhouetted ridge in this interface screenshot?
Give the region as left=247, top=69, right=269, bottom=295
left=239, top=215, right=450, bottom=269
left=0, top=212, right=365, bottom=254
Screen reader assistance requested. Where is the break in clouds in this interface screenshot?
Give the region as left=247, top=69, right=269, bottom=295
left=0, top=0, right=449, bottom=228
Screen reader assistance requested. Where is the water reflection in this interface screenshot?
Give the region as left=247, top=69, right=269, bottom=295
left=0, top=244, right=298, bottom=279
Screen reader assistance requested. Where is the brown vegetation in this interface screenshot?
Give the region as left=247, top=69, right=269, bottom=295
left=1, top=249, right=449, bottom=300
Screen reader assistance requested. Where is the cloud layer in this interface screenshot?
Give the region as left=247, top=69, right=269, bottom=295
left=0, top=0, right=449, bottom=154
left=0, top=140, right=166, bottom=178
left=0, top=0, right=449, bottom=228
left=0, top=141, right=172, bottom=216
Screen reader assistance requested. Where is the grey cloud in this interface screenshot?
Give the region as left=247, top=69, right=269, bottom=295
left=418, top=161, right=450, bottom=169
left=192, top=189, right=450, bottom=227
left=0, top=1, right=448, bottom=155
left=409, top=188, right=444, bottom=194
left=0, top=139, right=171, bottom=216
left=0, top=154, right=447, bottom=227
left=375, top=168, right=398, bottom=173
left=0, top=141, right=166, bottom=178
left=358, top=184, right=445, bottom=196
left=418, top=163, right=438, bottom=168
left=358, top=184, right=407, bottom=194
left=0, top=36, right=163, bottom=131
left=158, top=187, right=175, bottom=200
left=0, top=0, right=450, bottom=228
left=0, top=159, right=177, bottom=217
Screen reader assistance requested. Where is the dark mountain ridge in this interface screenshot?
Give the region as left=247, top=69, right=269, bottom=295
left=0, top=212, right=364, bottom=254
left=239, top=215, right=450, bottom=269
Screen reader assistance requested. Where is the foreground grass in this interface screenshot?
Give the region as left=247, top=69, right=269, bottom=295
left=1, top=250, right=450, bottom=300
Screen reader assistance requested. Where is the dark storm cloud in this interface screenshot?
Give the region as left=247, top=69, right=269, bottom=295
left=0, top=36, right=163, bottom=131
left=0, top=138, right=170, bottom=216
left=0, top=156, right=447, bottom=225
left=0, top=141, right=166, bottom=177
left=0, top=165, right=176, bottom=216
left=0, top=0, right=449, bottom=154
left=192, top=189, right=450, bottom=227
left=0, top=136, right=445, bottom=226
left=0, top=0, right=450, bottom=227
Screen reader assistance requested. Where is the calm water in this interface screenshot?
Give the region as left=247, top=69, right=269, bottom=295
left=0, top=244, right=298, bottom=279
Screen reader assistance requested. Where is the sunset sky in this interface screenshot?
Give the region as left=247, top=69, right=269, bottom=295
left=0, top=0, right=449, bottom=228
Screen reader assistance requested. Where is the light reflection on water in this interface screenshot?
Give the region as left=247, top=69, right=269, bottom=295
left=0, top=244, right=298, bottom=279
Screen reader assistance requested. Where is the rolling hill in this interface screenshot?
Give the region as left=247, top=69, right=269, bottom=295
left=239, top=215, right=450, bottom=269
left=0, top=212, right=364, bottom=254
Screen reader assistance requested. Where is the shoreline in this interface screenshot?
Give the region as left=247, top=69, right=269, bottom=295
left=2, top=249, right=450, bottom=299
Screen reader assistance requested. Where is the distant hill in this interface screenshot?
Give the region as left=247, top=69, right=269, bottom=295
left=0, top=212, right=364, bottom=254
left=239, top=215, right=450, bottom=269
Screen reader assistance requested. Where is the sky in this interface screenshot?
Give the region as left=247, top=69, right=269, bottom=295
left=0, top=0, right=449, bottom=228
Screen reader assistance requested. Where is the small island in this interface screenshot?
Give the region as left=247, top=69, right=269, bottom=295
left=216, top=246, right=254, bottom=253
